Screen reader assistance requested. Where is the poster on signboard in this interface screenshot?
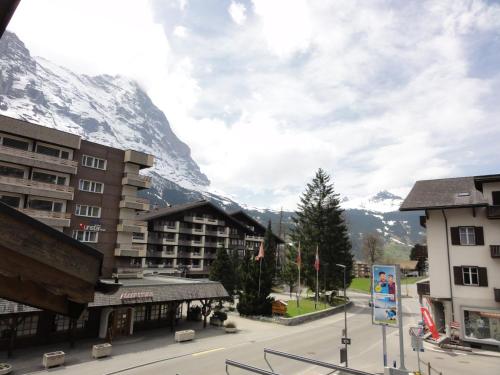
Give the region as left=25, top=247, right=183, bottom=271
left=372, top=264, right=398, bottom=326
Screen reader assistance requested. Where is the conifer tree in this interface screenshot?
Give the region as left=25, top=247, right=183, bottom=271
left=209, top=246, right=236, bottom=301
left=237, top=222, right=276, bottom=316
left=291, top=168, right=353, bottom=294
left=280, top=245, right=298, bottom=297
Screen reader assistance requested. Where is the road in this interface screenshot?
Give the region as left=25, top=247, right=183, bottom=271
left=19, top=291, right=499, bottom=375
left=109, top=292, right=499, bottom=375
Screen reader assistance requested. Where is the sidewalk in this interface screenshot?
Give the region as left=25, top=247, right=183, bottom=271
left=0, top=314, right=293, bottom=375
left=423, top=338, right=500, bottom=358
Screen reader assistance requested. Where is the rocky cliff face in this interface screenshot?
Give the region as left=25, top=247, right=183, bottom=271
left=0, top=31, right=209, bottom=190
left=0, top=31, right=424, bottom=257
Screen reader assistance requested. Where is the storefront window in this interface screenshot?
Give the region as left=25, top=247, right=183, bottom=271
left=17, top=315, right=39, bottom=336
left=54, top=315, right=71, bottom=332
left=134, top=306, right=146, bottom=322
left=464, top=310, right=500, bottom=343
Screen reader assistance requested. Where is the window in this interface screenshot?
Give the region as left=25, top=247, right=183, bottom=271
left=464, top=310, right=500, bottom=344
left=459, top=227, right=476, bottom=245
left=2, top=136, right=29, bottom=151
left=79, top=179, right=103, bottom=193
left=76, top=310, right=89, bottom=329
left=134, top=306, right=146, bottom=322
left=0, top=195, right=20, bottom=208
left=28, top=199, right=63, bottom=212
left=32, top=171, right=66, bottom=185
left=463, top=267, right=479, bottom=286
left=75, top=204, right=101, bottom=218
left=132, top=232, right=145, bottom=241
left=73, top=230, right=98, bottom=243
left=36, top=144, right=60, bottom=158
left=17, top=315, right=38, bottom=336
left=150, top=305, right=160, bottom=320
left=82, top=155, right=106, bottom=170
left=54, top=315, right=71, bottom=332
left=0, top=164, right=25, bottom=178
left=160, top=304, right=168, bottom=319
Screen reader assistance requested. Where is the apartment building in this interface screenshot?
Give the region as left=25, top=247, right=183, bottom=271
left=0, top=115, right=154, bottom=278
left=401, top=174, right=500, bottom=349
left=352, top=261, right=370, bottom=278
left=138, top=200, right=250, bottom=277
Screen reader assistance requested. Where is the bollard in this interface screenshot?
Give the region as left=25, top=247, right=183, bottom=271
left=427, top=362, right=431, bottom=374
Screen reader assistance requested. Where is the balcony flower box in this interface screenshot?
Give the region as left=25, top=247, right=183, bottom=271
left=42, top=351, right=65, bottom=368
left=92, top=343, right=112, bottom=359
left=0, top=363, right=12, bottom=375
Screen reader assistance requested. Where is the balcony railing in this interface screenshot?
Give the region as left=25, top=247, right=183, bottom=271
left=119, top=195, right=150, bottom=210
left=0, top=145, right=78, bottom=169
left=491, top=245, right=500, bottom=258
left=0, top=175, right=74, bottom=199
left=122, top=173, right=152, bottom=189
left=18, top=208, right=71, bottom=219
left=487, top=205, right=500, bottom=219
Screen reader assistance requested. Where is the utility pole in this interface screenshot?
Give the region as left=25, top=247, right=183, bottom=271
left=336, top=264, right=348, bottom=367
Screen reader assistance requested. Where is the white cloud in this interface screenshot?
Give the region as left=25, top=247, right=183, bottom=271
left=228, top=1, right=247, bottom=26
left=8, top=0, right=500, bottom=210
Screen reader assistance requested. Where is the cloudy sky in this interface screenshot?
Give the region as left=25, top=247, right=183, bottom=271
left=9, top=0, right=500, bottom=210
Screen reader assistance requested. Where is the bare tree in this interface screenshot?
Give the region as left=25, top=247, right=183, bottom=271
left=362, top=232, right=384, bottom=266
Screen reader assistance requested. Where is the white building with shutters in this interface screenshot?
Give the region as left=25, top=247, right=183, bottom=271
left=400, top=174, right=500, bottom=350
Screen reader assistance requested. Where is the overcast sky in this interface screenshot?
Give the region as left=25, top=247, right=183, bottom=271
left=9, top=0, right=500, bottom=210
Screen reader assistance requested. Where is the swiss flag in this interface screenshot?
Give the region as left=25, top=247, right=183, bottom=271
left=314, top=246, right=320, bottom=272
left=255, top=242, right=264, bottom=261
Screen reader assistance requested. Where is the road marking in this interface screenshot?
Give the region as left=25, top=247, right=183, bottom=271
left=192, top=347, right=225, bottom=356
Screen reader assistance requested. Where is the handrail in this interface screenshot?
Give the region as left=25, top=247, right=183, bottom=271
left=225, top=360, right=278, bottom=375
left=0, top=145, right=78, bottom=167
left=18, top=208, right=71, bottom=219
left=0, top=175, right=74, bottom=193
left=263, top=348, right=375, bottom=375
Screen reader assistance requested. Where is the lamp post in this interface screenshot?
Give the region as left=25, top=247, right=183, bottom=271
left=336, top=263, right=348, bottom=367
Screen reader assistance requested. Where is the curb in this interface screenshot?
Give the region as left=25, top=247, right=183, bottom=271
left=241, top=301, right=352, bottom=326
left=424, top=338, right=500, bottom=358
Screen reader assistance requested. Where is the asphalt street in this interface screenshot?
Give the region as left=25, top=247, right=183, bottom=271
left=16, top=291, right=500, bottom=375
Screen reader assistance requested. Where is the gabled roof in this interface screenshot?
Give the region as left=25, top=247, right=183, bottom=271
left=137, top=200, right=251, bottom=233
left=473, top=174, right=500, bottom=192
left=229, top=209, right=285, bottom=244
left=400, top=176, right=488, bottom=211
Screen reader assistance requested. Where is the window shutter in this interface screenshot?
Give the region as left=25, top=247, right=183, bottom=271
left=492, top=191, right=500, bottom=205
left=474, top=227, right=484, bottom=245
left=453, top=266, right=463, bottom=285
left=450, top=227, right=460, bottom=245
left=478, top=267, right=488, bottom=287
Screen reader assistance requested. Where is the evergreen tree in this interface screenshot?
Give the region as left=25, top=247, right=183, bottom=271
left=237, top=222, right=276, bottom=316
left=209, top=246, right=236, bottom=301
left=410, top=243, right=428, bottom=275
left=280, top=245, right=298, bottom=297
left=291, top=168, right=353, bottom=294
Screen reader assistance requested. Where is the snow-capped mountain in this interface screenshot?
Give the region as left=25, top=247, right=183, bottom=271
left=0, top=31, right=209, bottom=191
left=0, top=31, right=424, bottom=259
left=341, top=190, right=404, bottom=213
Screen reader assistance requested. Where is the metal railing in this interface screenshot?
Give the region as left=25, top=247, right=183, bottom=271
left=225, top=360, right=277, bottom=375
left=0, top=145, right=78, bottom=167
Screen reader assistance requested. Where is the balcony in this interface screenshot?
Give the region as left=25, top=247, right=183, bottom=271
left=149, top=235, right=177, bottom=245
left=495, top=288, right=500, bottom=302
left=122, top=173, right=152, bottom=190
left=184, top=216, right=225, bottom=226
left=146, top=249, right=176, bottom=258
left=114, top=243, right=147, bottom=258
left=114, top=266, right=143, bottom=279
left=246, top=235, right=263, bottom=241
left=178, top=239, right=203, bottom=247
left=153, top=223, right=178, bottom=232
left=119, top=195, right=150, bottom=211
left=124, top=150, right=154, bottom=169
left=117, top=219, right=147, bottom=233
left=18, top=208, right=71, bottom=228
left=0, top=175, right=74, bottom=200
left=416, top=280, right=430, bottom=296
left=491, top=245, right=500, bottom=258
left=179, top=226, right=205, bottom=235
left=0, top=145, right=78, bottom=174
left=487, top=205, right=500, bottom=219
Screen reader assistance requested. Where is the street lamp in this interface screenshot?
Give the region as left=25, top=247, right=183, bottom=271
left=336, top=263, right=348, bottom=367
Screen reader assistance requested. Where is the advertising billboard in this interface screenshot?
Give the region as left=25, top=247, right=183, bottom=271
left=372, top=264, right=398, bottom=327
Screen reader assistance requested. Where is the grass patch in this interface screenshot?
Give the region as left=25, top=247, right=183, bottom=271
left=349, top=276, right=426, bottom=294
left=285, top=297, right=344, bottom=317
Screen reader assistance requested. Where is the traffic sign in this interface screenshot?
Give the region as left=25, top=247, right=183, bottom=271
left=341, top=337, right=351, bottom=345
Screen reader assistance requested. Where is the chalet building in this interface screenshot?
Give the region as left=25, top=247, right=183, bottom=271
left=401, top=174, right=500, bottom=349
left=138, top=201, right=284, bottom=278
left=0, top=115, right=154, bottom=278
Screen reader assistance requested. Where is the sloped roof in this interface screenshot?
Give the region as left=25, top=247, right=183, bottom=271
left=137, top=200, right=250, bottom=232
left=0, top=276, right=228, bottom=315
left=229, top=210, right=284, bottom=244
left=400, top=177, right=488, bottom=211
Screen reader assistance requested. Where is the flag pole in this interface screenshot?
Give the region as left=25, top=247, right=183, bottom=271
left=297, top=241, right=301, bottom=308
left=258, top=257, right=262, bottom=297
left=315, top=245, right=319, bottom=310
